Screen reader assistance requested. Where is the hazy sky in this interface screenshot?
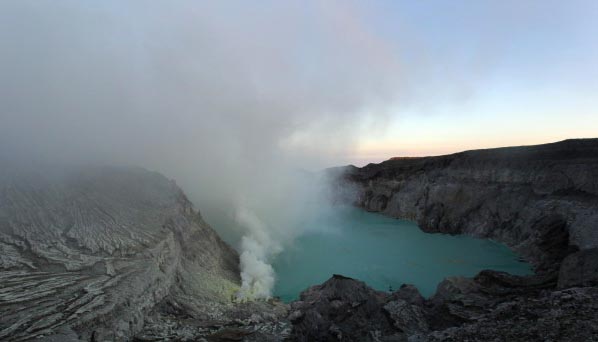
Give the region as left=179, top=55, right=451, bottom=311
left=351, top=0, right=598, bottom=164
left=1, top=0, right=597, bottom=172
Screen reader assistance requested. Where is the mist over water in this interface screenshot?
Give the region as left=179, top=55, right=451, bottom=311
left=207, top=204, right=532, bottom=301
left=204, top=171, right=341, bottom=299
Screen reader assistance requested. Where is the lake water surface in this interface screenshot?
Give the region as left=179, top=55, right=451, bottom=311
left=271, top=207, right=532, bottom=302
left=205, top=205, right=532, bottom=302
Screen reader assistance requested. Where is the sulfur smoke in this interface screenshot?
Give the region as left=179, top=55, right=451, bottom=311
left=0, top=1, right=406, bottom=299
left=235, top=206, right=281, bottom=300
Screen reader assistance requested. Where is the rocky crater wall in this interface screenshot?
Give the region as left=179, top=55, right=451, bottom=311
left=333, top=139, right=598, bottom=279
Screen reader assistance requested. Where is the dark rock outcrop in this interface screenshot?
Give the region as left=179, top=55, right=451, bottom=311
left=288, top=275, right=398, bottom=341
left=422, top=274, right=598, bottom=341
left=288, top=273, right=598, bottom=341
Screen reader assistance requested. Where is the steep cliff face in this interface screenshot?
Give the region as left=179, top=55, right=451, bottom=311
left=334, top=139, right=598, bottom=273
left=0, top=165, right=241, bottom=341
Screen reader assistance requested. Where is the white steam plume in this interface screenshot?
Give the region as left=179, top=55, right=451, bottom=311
left=235, top=206, right=281, bottom=300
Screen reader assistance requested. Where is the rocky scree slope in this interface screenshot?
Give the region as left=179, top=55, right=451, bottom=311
left=0, top=165, right=245, bottom=341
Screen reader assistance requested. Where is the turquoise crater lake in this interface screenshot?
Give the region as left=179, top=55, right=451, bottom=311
left=205, top=206, right=532, bottom=302
left=271, top=207, right=532, bottom=302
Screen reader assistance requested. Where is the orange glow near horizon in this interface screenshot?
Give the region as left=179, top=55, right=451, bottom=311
left=347, top=92, right=598, bottom=167
left=350, top=133, right=598, bottom=167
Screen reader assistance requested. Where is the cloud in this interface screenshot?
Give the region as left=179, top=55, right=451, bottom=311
left=0, top=0, right=403, bottom=168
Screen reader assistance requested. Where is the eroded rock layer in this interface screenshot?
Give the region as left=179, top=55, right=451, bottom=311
left=0, top=165, right=241, bottom=341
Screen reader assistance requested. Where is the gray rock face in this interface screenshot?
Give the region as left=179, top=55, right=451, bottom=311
left=0, top=165, right=241, bottom=341
left=333, top=138, right=598, bottom=273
